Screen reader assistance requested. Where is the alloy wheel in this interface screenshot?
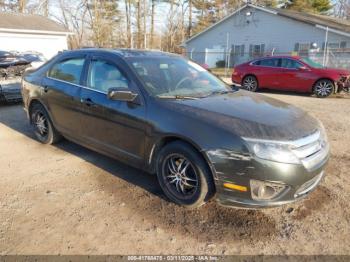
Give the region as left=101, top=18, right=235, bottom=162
left=243, top=76, right=257, bottom=91
left=314, top=80, right=333, bottom=97
left=162, top=154, right=199, bottom=199
left=34, top=112, right=48, bottom=137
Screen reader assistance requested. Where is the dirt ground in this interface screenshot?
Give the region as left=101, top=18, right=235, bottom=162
left=0, top=91, right=349, bottom=255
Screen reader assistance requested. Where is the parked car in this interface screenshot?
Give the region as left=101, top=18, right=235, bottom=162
left=0, top=50, right=31, bottom=78
left=21, top=49, right=329, bottom=209
left=19, top=51, right=46, bottom=68
left=0, top=50, right=29, bottom=68
left=232, top=56, right=350, bottom=98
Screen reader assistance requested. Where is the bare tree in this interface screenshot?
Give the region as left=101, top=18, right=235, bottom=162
left=150, top=0, right=156, bottom=48
left=55, top=0, right=89, bottom=48
left=124, top=0, right=132, bottom=47
left=335, top=0, right=350, bottom=19
left=18, top=0, right=26, bottom=12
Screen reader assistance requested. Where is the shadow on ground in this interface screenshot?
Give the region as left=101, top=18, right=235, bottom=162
left=256, top=89, right=350, bottom=99
left=0, top=104, right=279, bottom=243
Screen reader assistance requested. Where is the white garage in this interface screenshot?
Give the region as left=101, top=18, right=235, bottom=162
left=0, top=12, right=71, bottom=59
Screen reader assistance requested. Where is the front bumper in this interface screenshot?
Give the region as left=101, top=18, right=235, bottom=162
left=337, top=76, right=350, bottom=92
left=206, top=148, right=329, bottom=209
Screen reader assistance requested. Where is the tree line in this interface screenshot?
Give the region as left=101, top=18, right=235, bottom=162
left=0, top=0, right=347, bottom=53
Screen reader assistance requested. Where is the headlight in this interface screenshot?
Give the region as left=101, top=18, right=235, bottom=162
left=244, top=138, right=300, bottom=164
left=250, top=179, right=288, bottom=201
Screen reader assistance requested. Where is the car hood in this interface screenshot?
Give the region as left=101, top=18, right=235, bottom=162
left=166, top=90, right=319, bottom=141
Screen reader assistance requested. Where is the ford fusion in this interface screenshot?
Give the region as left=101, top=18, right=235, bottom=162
left=21, top=49, right=329, bottom=208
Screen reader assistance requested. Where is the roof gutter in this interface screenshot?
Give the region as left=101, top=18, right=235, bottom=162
left=315, top=24, right=350, bottom=38
left=0, top=28, right=73, bottom=36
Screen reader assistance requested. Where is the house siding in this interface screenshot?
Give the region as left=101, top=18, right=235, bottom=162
left=185, top=6, right=350, bottom=66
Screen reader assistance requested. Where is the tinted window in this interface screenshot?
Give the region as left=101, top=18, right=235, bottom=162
left=87, top=59, right=129, bottom=93
left=281, top=59, right=304, bottom=69
left=49, top=58, right=84, bottom=84
left=258, top=58, right=280, bottom=67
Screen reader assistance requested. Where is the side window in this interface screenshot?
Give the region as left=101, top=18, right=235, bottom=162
left=281, top=59, right=303, bottom=69
left=259, top=58, right=279, bottom=67
left=87, top=59, right=129, bottom=93
left=49, top=58, right=84, bottom=84
left=252, top=60, right=261, bottom=66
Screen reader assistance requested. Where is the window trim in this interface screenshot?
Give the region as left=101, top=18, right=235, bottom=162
left=250, top=58, right=281, bottom=68
left=47, top=55, right=86, bottom=85
left=280, top=58, right=305, bottom=70
left=86, top=57, right=131, bottom=94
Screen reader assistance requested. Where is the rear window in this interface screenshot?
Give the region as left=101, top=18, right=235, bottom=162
left=48, top=58, right=85, bottom=84
left=255, top=58, right=280, bottom=67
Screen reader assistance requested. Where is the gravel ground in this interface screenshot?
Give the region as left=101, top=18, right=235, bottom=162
left=0, top=91, right=349, bottom=255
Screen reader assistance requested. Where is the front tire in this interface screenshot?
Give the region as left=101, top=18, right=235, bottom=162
left=156, top=141, right=215, bottom=208
left=242, top=75, right=258, bottom=92
left=30, top=103, right=62, bottom=144
left=313, top=79, right=334, bottom=98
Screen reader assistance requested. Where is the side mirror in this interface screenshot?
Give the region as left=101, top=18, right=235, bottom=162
left=107, top=88, right=138, bottom=103
left=299, top=66, right=309, bottom=71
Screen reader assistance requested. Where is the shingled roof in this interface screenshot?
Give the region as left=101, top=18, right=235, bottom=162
left=0, top=12, right=70, bottom=35
left=184, top=3, right=350, bottom=44
left=270, top=7, right=350, bottom=34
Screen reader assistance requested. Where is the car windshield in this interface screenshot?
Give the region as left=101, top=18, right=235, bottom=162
left=128, top=57, right=232, bottom=98
left=301, top=57, right=324, bottom=68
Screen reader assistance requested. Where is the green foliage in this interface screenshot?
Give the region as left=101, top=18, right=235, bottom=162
left=255, top=0, right=278, bottom=7
left=280, top=0, right=332, bottom=13
left=216, top=60, right=226, bottom=68
left=192, top=0, right=241, bottom=34
left=311, top=0, right=332, bottom=13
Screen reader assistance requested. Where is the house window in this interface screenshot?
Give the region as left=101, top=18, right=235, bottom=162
left=249, top=44, right=265, bottom=57
left=299, top=43, right=310, bottom=53
left=233, top=44, right=245, bottom=56
left=327, top=42, right=340, bottom=49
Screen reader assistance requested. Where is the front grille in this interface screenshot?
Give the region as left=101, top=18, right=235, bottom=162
left=290, top=130, right=329, bottom=171
left=294, top=171, right=324, bottom=198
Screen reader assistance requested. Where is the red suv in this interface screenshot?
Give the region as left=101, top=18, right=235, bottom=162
left=232, top=56, right=350, bottom=98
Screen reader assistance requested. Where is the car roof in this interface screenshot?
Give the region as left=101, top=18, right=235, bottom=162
left=255, top=55, right=301, bottom=60
left=60, top=48, right=181, bottom=59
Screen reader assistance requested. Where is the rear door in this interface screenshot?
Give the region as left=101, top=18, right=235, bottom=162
left=79, top=54, right=147, bottom=167
left=42, top=55, right=87, bottom=135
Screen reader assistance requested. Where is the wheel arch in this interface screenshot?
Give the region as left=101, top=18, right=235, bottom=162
left=241, top=74, right=259, bottom=86
left=312, top=78, right=336, bottom=92
left=28, top=98, right=54, bottom=125
left=148, top=135, right=217, bottom=181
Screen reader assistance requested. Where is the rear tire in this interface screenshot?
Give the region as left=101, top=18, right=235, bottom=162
left=313, top=79, right=334, bottom=98
left=156, top=141, right=215, bottom=209
left=30, top=103, right=62, bottom=144
left=242, top=75, right=258, bottom=92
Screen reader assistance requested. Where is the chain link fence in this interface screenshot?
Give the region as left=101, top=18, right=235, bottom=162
left=184, top=49, right=350, bottom=77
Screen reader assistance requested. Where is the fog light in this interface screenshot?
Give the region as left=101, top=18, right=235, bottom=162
left=250, top=179, right=288, bottom=201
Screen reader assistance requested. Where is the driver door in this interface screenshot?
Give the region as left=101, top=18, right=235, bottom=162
left=79, top=55, right=146, bottom=167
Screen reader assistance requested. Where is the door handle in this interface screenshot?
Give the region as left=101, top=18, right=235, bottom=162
left=43, top=86, right=49, bottom=93
left=81, top=98, right=96, bottom=107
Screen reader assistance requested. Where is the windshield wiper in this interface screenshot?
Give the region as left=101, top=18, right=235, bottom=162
left=156, top=95, right=199, bottom=100
left=206, top=90, right=234, bottom=97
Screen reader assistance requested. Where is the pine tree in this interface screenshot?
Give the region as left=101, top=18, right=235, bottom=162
left=281, top=0, right=332, bottom=13
left=311, top=0, right=332, bottom=13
